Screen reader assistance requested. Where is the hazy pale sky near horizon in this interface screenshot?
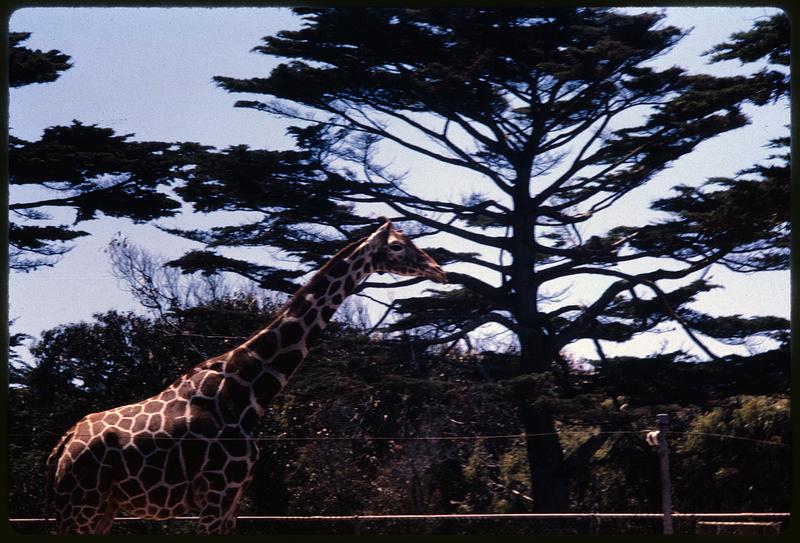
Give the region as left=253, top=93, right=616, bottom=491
left=8, top=6, right=790, bottom=363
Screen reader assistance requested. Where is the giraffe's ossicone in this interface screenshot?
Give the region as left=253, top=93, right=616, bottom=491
left=45, top=219, right=446, bottom=534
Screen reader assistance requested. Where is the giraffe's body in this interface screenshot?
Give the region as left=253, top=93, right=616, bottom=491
left=46, top=220, right=446, bottom=534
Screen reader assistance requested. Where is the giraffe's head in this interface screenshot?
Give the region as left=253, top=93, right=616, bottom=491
left=366, top=218, right=448, bottom=284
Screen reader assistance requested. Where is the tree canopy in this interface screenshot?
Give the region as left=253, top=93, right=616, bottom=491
left=9, top=32, right=72, bottom=88
left=159, top=8, right=789, bottom=510
left=8, top=121, right=201, bottom=271
left=8, top=32, right=204, bottom=271
left=186, top=7, right=789, bottom=354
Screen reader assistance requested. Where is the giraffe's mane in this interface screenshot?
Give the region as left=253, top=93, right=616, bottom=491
left=264, top=235, right=369, bottom=330
left=285, top=236, right=367, bottom=307
left=191, top=234, right=371, bottom=367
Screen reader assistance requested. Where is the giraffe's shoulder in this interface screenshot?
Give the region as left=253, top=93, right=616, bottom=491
left=161, top=355, right=228, bottom=396
left=181, top=355, right=228, bottom=379
left=199, top=354, right=228, bottom=372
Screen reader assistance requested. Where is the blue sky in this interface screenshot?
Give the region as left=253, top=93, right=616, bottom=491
left=8, top=6, right=790, bottom=363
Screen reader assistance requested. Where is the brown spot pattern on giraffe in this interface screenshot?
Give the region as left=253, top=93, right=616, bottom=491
left=270, top=350, right=304, bottom=375
left=249, top=331, right=278, bottom=359
left=252, top=371, right=282, bottom=408
left=46, top=220, right=446, bottom=534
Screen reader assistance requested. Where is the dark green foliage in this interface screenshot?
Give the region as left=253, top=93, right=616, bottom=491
left=588, top=348, right=790, bottom=407
left=8, top=223, right=89, bottom=258
left=10, top=124, right=185, bottom=220
left=165, top=250, right=306, bottom=294
left=9, top=33, right=199, bottom=271
left=7, top=322, right=32, bottom=367
left=704, top=13, right=789, bottom=101
left=9, top=306, right=789, bottom=531
left=19, top=312, right=189, bottom=420
left=202, top=5, right=789, bottom=364
left=221, top=8, right=685, bottom=120
left=8, top=122, right=191, bottom=271
left=680, top=313, right=788, bottom=345
left=390, top=288, right=503, bottom=333
left=157, top=143, right=389, bottom=283
left=9, top=32, right=72, bottom=87
left=609, top=164, right=790, bottom=272
left=706, top=13, right=789, bottom=65
left=174, top=146, right=323, bottom=214
left=675, top=395, right=790, bottom=512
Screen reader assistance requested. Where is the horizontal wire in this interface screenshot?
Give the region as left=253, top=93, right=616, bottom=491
left=7, top=429, right=788, bottom=446
left=4, top=432, right=576, bottom=443
left=677, top=431, right=789, bottom=447
left=8, top=512, right=791, bottom=523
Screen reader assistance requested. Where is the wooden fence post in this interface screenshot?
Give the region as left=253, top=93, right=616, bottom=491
left=656, top=413, right=674, bottom=535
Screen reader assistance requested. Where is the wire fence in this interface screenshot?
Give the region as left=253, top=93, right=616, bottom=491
left=5, top=429, right=790, bottom=446
left=10, top=512, right=790, bottom=535
left=10, top=423, right=788, bottom=535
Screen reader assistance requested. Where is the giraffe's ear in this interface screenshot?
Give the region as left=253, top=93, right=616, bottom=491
left=378, top=220, right=392, bottom=242
left=368, top=218, right=392, bottom=245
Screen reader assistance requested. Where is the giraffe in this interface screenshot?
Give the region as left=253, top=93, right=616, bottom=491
left=45, top=218, right=446, bottom=534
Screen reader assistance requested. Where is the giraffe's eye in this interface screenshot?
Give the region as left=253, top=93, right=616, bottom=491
left=389, top=243, right=404, bottom=252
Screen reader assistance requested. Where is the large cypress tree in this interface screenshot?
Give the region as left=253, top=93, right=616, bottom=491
left=162, top=8, right=788, bottom=511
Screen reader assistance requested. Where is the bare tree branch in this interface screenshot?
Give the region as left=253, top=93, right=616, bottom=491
left=402, top=312, right=519, bottom=347
left=553, top=266, right=722, bottom=360
left=383, top=199, right=510, bottom=250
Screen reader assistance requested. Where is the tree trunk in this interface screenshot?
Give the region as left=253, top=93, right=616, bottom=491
left=507, top=167, right=570, bottom=512
left=522, top=407, right=570, bottom=512
left=518, top=332, right=570, bottom=512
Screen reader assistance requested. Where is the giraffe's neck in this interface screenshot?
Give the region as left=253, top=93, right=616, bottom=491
left=219, top=238, right=375, bottom=421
